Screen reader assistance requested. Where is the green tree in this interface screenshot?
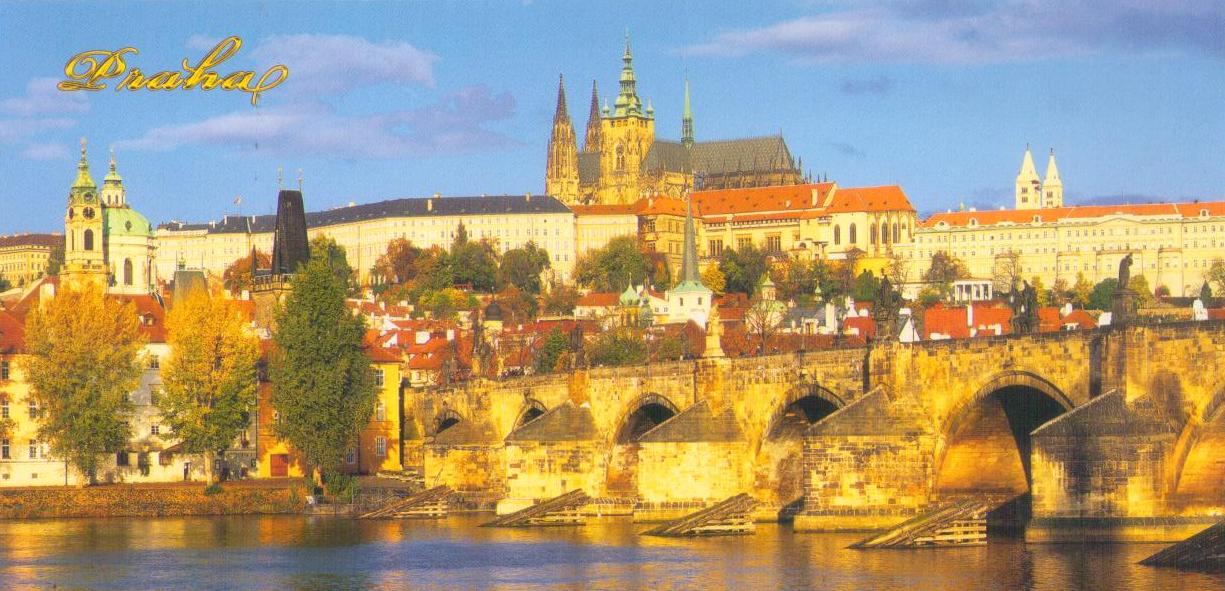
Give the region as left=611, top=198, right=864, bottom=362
left=497, top=242, right=551, bottom=294
left=1206, top=259, right=1225, bottom=297
left=159, top=285, right=260, bottom=484
left=417, top=287, right=476, bottom=320
left=813, top=259, right=844, bottom=305
left=587, top=327, right=648, bottom=367
left=271, top=255, right=376, bottom=484
left=1200, top=282, right=1213, bottom=301
left=221, top=250, right=270, bottom=297
left=773, top=259, right=816, bottom=302
left=1128, top=275, right=1154, bottom=307
left=1088, top=278, right=1118, bottom=311
left=45, top=246, right=64, bottom=277
left=22, top=283, right=144, bottom=484
left=448, top=223, right=499, bottom=292
left=719, top=245, right=769, bottom=296
left=1031, top=276, right=1051, bottom=307
left=534, top=328, right=570, bottom=375
left=541, top=283, right=580, bottom=316
left=0, top=276, right=10, bottom=292
left=1071, top=272, right=1094, bottom=308
left=410, top=246, right=454, bottom=294
left=922, top=251, right=968, bottom=302
left=851, top=270, right=880, bottom=303
left=574, top=236, right=650, bottom=292
left=372, top=237, right=423, bottom=285
left=309, top=235, right=355, bottom=292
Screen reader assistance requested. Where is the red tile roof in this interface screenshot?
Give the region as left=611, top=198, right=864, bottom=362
left=694, top=183, right=835, bottom=217
left=922, top=200, right=1225, bottom=229
left=825, top=185, right=916, bottom=214
left=0, top=309, right=25, bottom=353
left=576, top=292, right=620, bottom=307
left=111, top=294, right=167, bottom=343
left=571, top=204, right=640, bottom=216
left=0, top=233, right=62, bottom=249
left=923, top=303, right=1012, bottom=340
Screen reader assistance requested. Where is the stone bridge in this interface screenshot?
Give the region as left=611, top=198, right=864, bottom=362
left=405, top=321, right=1225, bottom=541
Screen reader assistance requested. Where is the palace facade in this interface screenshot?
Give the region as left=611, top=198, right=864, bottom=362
left=546, top=37, right=805, bottom=206
left=0, top=234, right=61, bottom=289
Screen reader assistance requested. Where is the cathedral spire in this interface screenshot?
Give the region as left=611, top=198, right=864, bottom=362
left=1015, top=144, right=1041, bottom=210
left=72, top=137, right=95, bottom=192
left=681, top=77, right=694, bottom=148
left=583, top=79, right=602, bottom=153
left=552, top=74, right=569, bottom=123
left=546, top=73, right=580, bottom=202
left=679, top=192, right=700, bottom=285
left=1043, top=148, right=1063, bottom=208
left=613, top=32, right=644, bottom=118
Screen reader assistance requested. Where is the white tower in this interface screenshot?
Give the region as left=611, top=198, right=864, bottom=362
left=1042, top=149, right=1063, bottom=208
left=1015, top=145, right=1042, bottom=210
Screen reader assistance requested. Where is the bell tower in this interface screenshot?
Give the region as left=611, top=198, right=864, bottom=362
left=1014, top=145, right=1042, bottom=210
left=545, top=74, right=580, bottom=203
left=62, top=138, right=108, bottom=290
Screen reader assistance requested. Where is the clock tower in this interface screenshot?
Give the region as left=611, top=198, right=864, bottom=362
left=62, top=138, right=108, bottom=290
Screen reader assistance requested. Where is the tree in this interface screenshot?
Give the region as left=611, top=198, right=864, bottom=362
left=46, top=246, right=64, bottom=277
left=309, top=235, right=355, bottom=292
left=701, top=263, right=726, bottom=295
left=719, top=245, right=769, bottom=296
left=1128, top=275, right=1154, bottom=307
left=744, top=293, right=785, bottom=355
left=837, top=248, right=865, bottom=295
left=993, top=251, right=1022, bottom=295
left=222, top=250, right=271, bottom=296
left=22, top=283, right=143, bottom=484
left=449, top=225, right=499, bottom=292
left=1031, top=275, right=1050, bottom=307
left=773, top=259, right=816, bottom=302
left=1088, top=278, right=1118, bottom=311
left=1052, top=278, right=1071, bottom=306
left=1207, top=259, right=1225, bottom=297
left=923, top=251, right=968, bottom=302
left=533, top=328, right=570, bottom=375
left=541, top=283, right=580, bottom=316
left=574, top=236, right=650, bottom=292
left=372, top=237, right=422, bottom=285
left=885, top=249, right=910, bottom=289
left=270, top=255, right=375, bottom=484
left=494, top=285, right=538, bottom=323
left=497, top=242, right=551, bottom=295
left=587, top=327, right=648, bottom=367
left=159, top=285, right=260, bottom=484
left=1200, top=282, right=1214, bottom=301
left=417, top=287, right=476, bottom=320
left=851, top=270, right=880, bottom=303
left=1071, top=272, right=1094, bottom=308
left=410, top=246, right=454, bottom=294
left=813, top=259, right=844, bottom=305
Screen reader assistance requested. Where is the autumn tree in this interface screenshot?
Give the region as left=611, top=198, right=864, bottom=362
left=1071, top=272, right=1094, bottom=308
left=587, top=327, right=648, bottom=367
left=449, top=224, right=499, bottom=292
left=1206, top=259, right=1225, bottom=296
left=22, top=284, right=144, bottom=484
left=1031, top=275, right=1051, bottom=307
left=744, top=293, right=786, bottom=355
left=719, top=245, right=769, bottom=296
left=1128, top=275, right=1155, bottom=307
left=574, top=236, right=651, bottom=292
left=885, top=248, right=910, bottom=289
left=533, top=328, right=570, bottom=375
left=922, top=251, right=968, bottom=302
left=270, top=254, right=375, bottom=484
left=541, top=283, right=580, bottom=316
left=992, top=251, right=1022, bottom=295
left=701, top=263, right=726, bottom=295
left=497, top=242, right=551, bottom=295
left=159, top=285, right=261, bottom=485
left=372, top=237, right=422, bottom=285
left=222, top=250, right=271, bottom=296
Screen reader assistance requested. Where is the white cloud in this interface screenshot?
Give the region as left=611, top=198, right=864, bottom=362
left=0, top=77, right=89, bottom=117
left=20, top=142, right=71, bottom=161
left=248, top=34, right=438, bottom=95
left=686, top=1, right=1225, bottom=64
left=0, top=118, right=75, bottom=143
left=116, top=86, right=518, bottom=158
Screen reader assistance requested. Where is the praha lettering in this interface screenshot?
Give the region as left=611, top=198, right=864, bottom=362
left=58, top=36, right=288, bottom=106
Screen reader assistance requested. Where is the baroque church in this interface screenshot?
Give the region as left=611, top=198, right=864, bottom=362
left=61, top=139, right=156, bottom=295
left=546, top=36, right=805, bottom=205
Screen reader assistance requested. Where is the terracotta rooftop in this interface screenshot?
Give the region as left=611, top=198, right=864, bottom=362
left=921, top=200, right=1225, bottom=229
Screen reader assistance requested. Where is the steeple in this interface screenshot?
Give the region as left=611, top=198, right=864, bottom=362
left=70, top=137, right=96, bottom=199
left=101, top=148, right=127, bottom=207
left=613, top=32, right=646, bottom=118
left=1043, top=148, right=1063, bottom=208
left=1015, top=144, right=1042, bottom=210
left=681, top=78, right=695, bottom=148
left=679, top=192, right=700, bottom=285
left=583, top=79, right=603, bottom=153
left=545, top=74, right=580, bottom=202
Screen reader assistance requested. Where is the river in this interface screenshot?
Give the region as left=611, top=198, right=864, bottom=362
left=0, top=515, right=1219, bottom=590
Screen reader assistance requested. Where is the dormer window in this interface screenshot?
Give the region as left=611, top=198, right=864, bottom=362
left=1201, top=209, right=1209, bottom=218
left=1033, top=215, right=1041, bottom=224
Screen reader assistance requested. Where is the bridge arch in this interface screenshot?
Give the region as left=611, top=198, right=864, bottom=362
left=756, top=383, right=845, bottom=516
left=613, top=393, right=680, bottom=444
left=764, top=382, right=845, bottom=441
left=514, top=398, right=547, bottom=428
left=1170, top=382, right=1225, bottom=506
left=932, top=370, right=1072, bottom=531
left=432, top=409, right=464, bottom=437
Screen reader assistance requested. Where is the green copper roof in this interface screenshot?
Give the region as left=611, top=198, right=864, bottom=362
left=71, top=138, right=96, bottom=198
left=104, top=207, right=153, bottom=238
left=670, top=280, right=711, bottom=295
left=619, top=284, right=639, bottom=305
left=612, top=33, right=648, bottom=119
left=104, top=150, right=122, bottom=184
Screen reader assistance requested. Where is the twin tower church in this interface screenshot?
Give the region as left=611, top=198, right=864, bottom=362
left=545, top=36, right=806, bottom=205
left=60, top=139, right=156, bottom=296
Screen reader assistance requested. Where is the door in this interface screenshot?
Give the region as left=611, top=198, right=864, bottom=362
left=270, top=454, right=289, bottom=478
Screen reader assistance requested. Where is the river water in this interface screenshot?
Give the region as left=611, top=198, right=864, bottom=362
left=0, top=515, right=1219, bottom=590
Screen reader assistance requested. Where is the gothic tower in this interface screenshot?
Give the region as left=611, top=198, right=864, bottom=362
left=681, top=78, right=694, bottom=149
left=544, top=74, right=580, bottom=202
left=583, top=80, right=602, bottom=153
left=61, top=138, right=108, bottom=290
left=598, top=33, right=655, bottom=205
left=1043, top=149, right=1063, bottom=208
left=1015, top=145, right=1042, bottom=210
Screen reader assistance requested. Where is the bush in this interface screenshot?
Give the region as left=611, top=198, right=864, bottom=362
left=204, top=482, right=224, bottom=496
left=323, top=472, right=359, bottom=503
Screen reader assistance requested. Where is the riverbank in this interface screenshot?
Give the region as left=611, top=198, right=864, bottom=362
left=0, top=480, right=307, bottom=519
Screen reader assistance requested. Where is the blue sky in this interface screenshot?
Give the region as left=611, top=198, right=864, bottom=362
left=1, top=1, right=1223, bottom=234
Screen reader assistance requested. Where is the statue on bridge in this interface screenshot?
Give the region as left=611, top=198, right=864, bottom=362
left=874, top=277, right=901, bottom=340
left=1009, top=280, right=1039, bottom=334
left=1118, top=253, right=1133, bottom=288
left=1111, top=253, right=1139, bottom=324
left=569, top=323, right=586, bottom=369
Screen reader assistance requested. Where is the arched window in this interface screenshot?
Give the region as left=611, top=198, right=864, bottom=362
left=849, top=224, right=857, bottom=245
left=893, top=223, right=900, bottom=243
left=83, top=229, right=94, bottom=251
left=833, top=225, right=841, bottom=245
left=123, top=259, right=133, bottom=286
left=869, top=224, right=877, bottom=245
left=881, top=222, right=889, bottom=244
left=615, top=144, right=626, bottom=171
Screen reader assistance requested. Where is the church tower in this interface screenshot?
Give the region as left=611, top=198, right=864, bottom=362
left=544, top=74, right=580, bottom=202
left=583, top=80, right=602, bottom=153
left=1015, top=145, right=1042, bottom=210
left=1042, top=149, right=1063, bottom=208
left=681, top=78, right=694, bottom=149
left=61, top=138, right=108, bottom=290
left=598, top=33, right=656, bottom=205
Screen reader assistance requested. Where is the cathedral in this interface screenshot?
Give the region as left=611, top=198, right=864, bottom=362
left=1014, top=145, right=1063, bottom=210
left=546, top=36, right=805, bottom=206
left=61, top=139, right=156, bottom=295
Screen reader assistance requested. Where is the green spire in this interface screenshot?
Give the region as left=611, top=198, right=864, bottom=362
left=72, top=137, right=95, bottom=191
left=679, top=193, right=700, bottom=284
left=104, top=147, right=122, bottom=184
left=613, top=32, right=646, bottom=118
left=681, top=78, right=694, bottom=148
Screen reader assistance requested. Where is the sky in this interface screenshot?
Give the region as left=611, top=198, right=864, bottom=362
left=0, top=0, right=1223, bottom=234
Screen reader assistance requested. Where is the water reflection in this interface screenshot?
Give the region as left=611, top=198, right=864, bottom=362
left=0, top=515, right=1219, bottom=590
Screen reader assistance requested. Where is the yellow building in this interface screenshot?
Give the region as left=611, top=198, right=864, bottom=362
left=546, top=36, right=805, bottom=206
left=157, top=194, right=577, bottom=288
left=0, top=234, right=61, bottom=288
left=257, top=341, right=403, bottom=478
left=902, top=148, right=1225, bottom=298
left=0, top=309, right=65, bottom=486
left=570, top=203, right=640, bottom=256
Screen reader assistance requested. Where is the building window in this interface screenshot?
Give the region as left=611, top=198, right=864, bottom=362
left=1, top=400, right=7, bottom=419
left=708, top=239, right=723, bottom=257
left=1, top=439, right=8, bottom=460
left=376, top=436, right=387, bottom=458
left=148, top=355, right=160, bottom=369
left=766, top=235, right=782, bottom=253
left=849, top=224, right=857, bottom=244
left=1, top=360, right=8, bottom=380
left=116, top=451, right=129, bottom=466
left=376, top=402, right=386, bottom=422
left=28, top=400, right=39, bottom=419
left=83, top=229, right=94, bottom=251
left=615, top=144, right=626, bottom=171
left=28, top=440, right=41, bottom=460
left=893, top=223, right=900, bottom=243
left=737, top=237, right=752, bottom=251
left=345, top=447, right=356, bottom=464
left=834, top=225, right=841, bottom=246
left=870, top=224, right=877, bottom=245
left=373, top=369, right=385, bottom=388
left=151, top=425, right=160, bottom=436
left=123, top=259, right=133, bottom=286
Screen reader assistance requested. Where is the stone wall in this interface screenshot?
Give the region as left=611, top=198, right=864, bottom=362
left=0, top=483, right=304, bottom=519
left=635, top=440, right=750, bottom=519
left=502, top=440, right=604, bottom=513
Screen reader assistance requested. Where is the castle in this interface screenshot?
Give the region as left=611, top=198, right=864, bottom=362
left=546, top=36, right=805, bottom=205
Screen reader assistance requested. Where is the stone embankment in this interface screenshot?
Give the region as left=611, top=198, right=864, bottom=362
left=0, top=481, right=306, bottom=519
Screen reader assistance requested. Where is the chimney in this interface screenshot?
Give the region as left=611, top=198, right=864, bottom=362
left=525, top=192, right=532, bottom=203
left=427, top=198, right=433, bottom=212
left=966, top=303, right=973, bottom=328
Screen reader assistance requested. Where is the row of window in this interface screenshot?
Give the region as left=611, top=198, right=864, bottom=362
left=0, top=400, right=39, bottom=419
left=344, top=436, right=389, bottom=463
left=0, top=439, right=45, bottom=460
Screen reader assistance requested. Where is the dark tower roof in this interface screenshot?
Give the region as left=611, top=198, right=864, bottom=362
left=269, top=189, right=310, bottom=275
left=583, top=80, right=603, bottom=153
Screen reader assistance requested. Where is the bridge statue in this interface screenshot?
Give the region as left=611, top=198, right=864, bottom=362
left=1112, top=253, right=1138, bottom=324
left=1118, top=253, right=1133, bottom=288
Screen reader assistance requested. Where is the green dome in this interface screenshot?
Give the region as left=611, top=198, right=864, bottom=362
left=104, top=207, right=153, bottom=238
